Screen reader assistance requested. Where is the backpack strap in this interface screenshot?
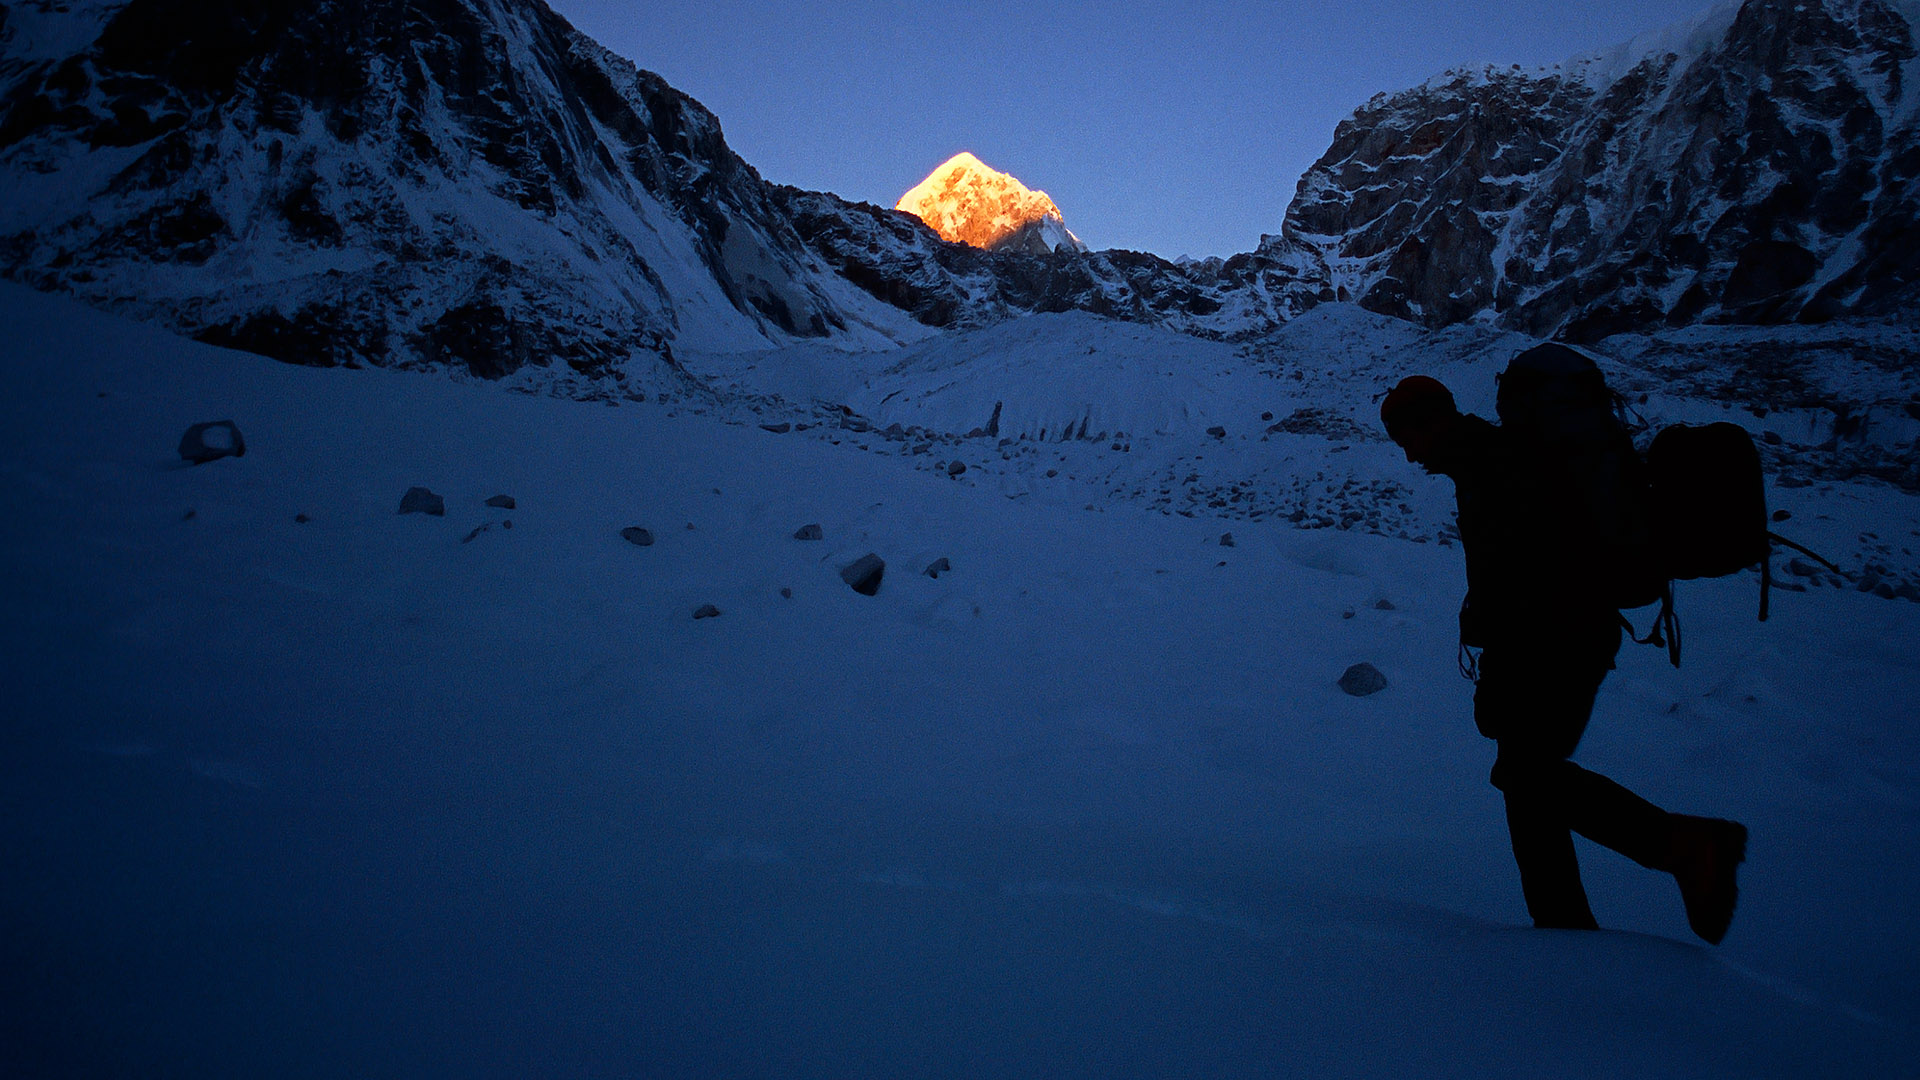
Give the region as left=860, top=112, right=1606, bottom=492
left=1458, top=641, right=1481, bottom=683
left=1759, top=548, right=1771, bottom=623
left=1622, top=583, right=1682, bottom=668
left=1759, top=531, right=1843, bottom=623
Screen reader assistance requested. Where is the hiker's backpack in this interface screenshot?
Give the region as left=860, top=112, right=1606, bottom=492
left=1646, top=423, right=1770, bottom=581
left=1494, top=343, right=1667, bottom=611
left=1494, top=344, right=1803, bottom=667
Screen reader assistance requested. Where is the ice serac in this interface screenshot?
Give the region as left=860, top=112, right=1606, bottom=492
left=0, top=0, right=925, bottom=386
left=1274, top=0, right=1920, bottom=339
left=895, top=152, right=1088, bottom=255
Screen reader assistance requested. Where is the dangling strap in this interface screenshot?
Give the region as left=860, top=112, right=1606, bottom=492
left=1458, top=640, right=1481, bottom=683
left=1759, top=549, right=1771, bottom=623
left=1761, top=531, right=1842, bottom=623
left=1622, top=584, right=1681, bottom=668
left=1661, top=599, right=1681, bottom=668
left=1767, top=530, right=1842, bottom=573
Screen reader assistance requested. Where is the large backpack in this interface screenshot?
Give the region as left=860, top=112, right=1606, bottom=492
left=1495, top=343, right=1667, bottom=611
left=1646, top=423, right=1770, bottom=581
left=1494, top=344, right=1794, bottom=667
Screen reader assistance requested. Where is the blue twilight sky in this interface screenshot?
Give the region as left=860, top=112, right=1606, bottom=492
left=545, top=0, right=1722, bottom=259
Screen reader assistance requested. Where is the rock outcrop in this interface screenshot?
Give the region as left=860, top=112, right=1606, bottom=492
left=1273, top=0, right=1920, bottom=338
left=0, top=0, right=921, bottom=386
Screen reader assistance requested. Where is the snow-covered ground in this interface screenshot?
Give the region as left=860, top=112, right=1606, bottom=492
left=3, top=281, right=1918, bottom=1077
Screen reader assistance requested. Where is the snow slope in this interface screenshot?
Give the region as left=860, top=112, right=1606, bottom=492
left=2, top=283, right=1918, bottom=1077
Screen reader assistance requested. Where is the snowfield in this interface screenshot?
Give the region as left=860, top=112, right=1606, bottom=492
left=2, top=281, right=1917, bottom=1077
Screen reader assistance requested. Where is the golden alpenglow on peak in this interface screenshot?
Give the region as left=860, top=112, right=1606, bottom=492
left=895, top=152, right=1084, bottom=253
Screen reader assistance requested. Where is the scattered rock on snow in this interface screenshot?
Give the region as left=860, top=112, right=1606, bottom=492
left=1338, top=663, right=1389, bottom=697
left=486, top=494, right=516, bottom=509
left=761, top=423, right=792, bottom=434
left=621, top=526, right=655, bottom=546
left=462, top=523, right=491, bottom=544
left=841, top=553, right=885, bottom=596
left=780, top=588, right=793, bottom=599
left=295, top=513, right=311, bottom=524
left=1375, top=599, right=1396, bottom=611
left=693, top=604, right=721, bottom=620
left=1207, top=426, right=1228, bottom=439
left=1219, top=532, right=1235, bottom=547
left=399, top=487, right=445, bottom=516
left=794, top=523, right=824, bottom=541
left=948, top=461, right=967, bottom=477
left=178, top=421, right=246, bottom=465
left=926, top=557, right=952, bottom=579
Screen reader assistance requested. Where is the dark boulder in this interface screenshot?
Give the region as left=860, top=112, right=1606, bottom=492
left=1338, top=662, right=1389, bottom=697
left=398, top=487, right=444, bottom=516
left=178, top=420, right=245, bottom=464
left=841, top=553, right=885, bottom=596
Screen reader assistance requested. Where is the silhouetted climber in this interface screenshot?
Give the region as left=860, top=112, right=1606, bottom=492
left=1381, top=373, right=1747, bottom=943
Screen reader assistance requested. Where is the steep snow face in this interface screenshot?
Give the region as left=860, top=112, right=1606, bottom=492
left=896, top=151, right=1088, bottom=254
left=0, top=0, right=927, bottom=384
left=1276, top=0, right=1920, bottom=339
left=1559, top=0, right=1743, bottom=91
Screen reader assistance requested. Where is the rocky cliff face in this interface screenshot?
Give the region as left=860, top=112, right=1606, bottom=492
left=0, top=0, right=922, bottom=386
left=1275, top=0, right=1920, bottom=339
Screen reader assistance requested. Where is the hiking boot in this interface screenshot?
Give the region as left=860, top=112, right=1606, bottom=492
left=1668, top=814, right=1747, bottom=944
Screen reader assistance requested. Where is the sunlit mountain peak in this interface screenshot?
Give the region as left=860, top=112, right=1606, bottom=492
left=895, top=152, right=1086, bottom=254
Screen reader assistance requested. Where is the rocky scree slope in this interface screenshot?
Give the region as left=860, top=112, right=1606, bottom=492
left=1269, top=0, right=1920, bottom=339
left=0, top=0, right=925, bottom=388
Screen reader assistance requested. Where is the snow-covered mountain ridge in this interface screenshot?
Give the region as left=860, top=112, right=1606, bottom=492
left=7, top=0, right=1918, bottom=389
left=895, top=151, right=1085, bottom=255
left=1270, top=0, right=1920, bottom=339
left=5, top=0, right=1917, bottom=507
left=0, top=0, right=932, bottom=386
